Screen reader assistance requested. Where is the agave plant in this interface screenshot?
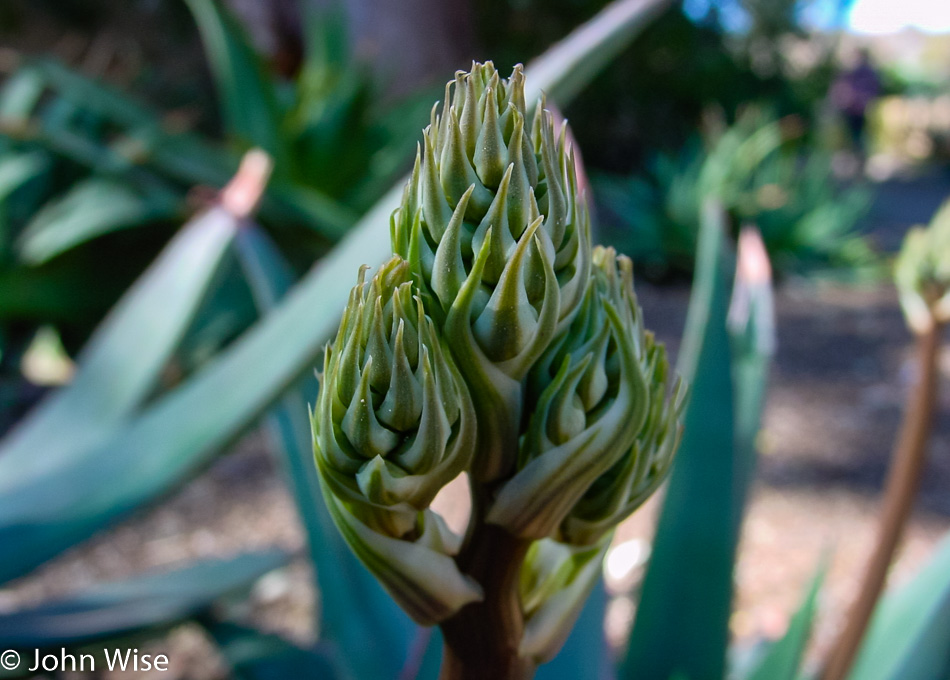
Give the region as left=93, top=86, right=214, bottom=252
left=312, top=61, right=685, bottom=680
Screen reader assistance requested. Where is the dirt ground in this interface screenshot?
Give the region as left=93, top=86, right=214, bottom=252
left=3, top=168, right=950, bottom=678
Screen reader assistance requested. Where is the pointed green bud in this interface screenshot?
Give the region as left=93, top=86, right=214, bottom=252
left=391, top=61, right=592, bottom=481
left=895, top=198, right=950, bottom=334
left=518, top=537, right=608, bottom=664
left=560, top=337, right=687, bottom=546
left=488, top=247, right=682, bottom=541
left=312, top=257, right=481, bottom=624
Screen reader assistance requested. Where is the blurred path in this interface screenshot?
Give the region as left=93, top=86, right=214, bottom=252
left=863, top=166, right=950, bottom=251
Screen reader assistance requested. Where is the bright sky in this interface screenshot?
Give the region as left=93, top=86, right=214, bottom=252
left=848, top=0, right=950, bottom=34
left=684, top=0, right=950, bottom=34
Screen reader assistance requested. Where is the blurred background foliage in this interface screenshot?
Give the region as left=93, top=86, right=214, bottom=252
left=0, top=0, right=928, bottom=385
left=0, top=0, right=437, bottom=430
left=1, top=0, right=950, bottom=678
left=476, top=0, right=841, bottom=169
left=594, top=107, right=876, bottom=279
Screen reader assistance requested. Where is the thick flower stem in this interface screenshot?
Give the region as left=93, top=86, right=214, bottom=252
left=821, top=321, right=943, bottom=680
left=438, top=486, right=535, bottom=680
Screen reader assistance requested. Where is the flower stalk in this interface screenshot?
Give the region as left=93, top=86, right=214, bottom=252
left=821, top=201, right=950, bottom=680
left=438, top=516, right=535, bottom=680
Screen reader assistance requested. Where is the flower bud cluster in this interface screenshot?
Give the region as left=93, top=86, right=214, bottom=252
left=491, top=247, right=684, bottom=544
left=391, top=61, right=590, bottom=481
left=501, top=247, right=684, bottom=662
left=313, top=62, right=685, bottom=649
left=313, top=257, right=481, bottom=624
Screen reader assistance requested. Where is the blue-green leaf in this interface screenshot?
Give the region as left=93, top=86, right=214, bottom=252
left=6, top=58, right=355, bottom=241
left=621, top=204, right=775, bottom=680
left=0, top=151, right=48, bottom=259
left=744, top=560, right=826, bottom=680
left=184, top=0, right=289, bottom=167
left=234, top=225, right=416, bottom=680
left=523, top=0, right=673, bottom=107
left=0, top=64, right=45, bottom=120
left=0, top=152, right=47, bottom=202
left=0, top=204, right=241, bottom=501
left=847, top=532, right=950, bottom=680
left=0, top=551, right=289, bottom=648
left=206, top=621, right=340, bottom=680
left=17, top=177, right=180, bottom=264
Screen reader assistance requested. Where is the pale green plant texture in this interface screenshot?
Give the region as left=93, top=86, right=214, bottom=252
left=895, top=198, right=950, bottom=333
left=311, top=62, right=685, bottom=666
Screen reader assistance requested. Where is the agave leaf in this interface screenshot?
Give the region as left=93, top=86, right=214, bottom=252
left=6, top=58, right=355, bottom=241
left=184, top=0, right=289, bottom=168
left=0, top=203, right=385, bottom=585
left=0, top=152, right=47, bottom=203
left=846, top=532, right=950, bottom=680
left=205, top=620, right=340, bottom=680
left=17, top=177, right=180, bottom=264
left=0, top=204, right=242, bottom=499
left=743, top=559, right=826, bottom=680
left=0, top=151, right=48, bottom=259
left=19, top=59, right=156, bottom=128
left=16, top=57, right=234, bottom=186
left=0, top=63, right=46, bottom=120
left=0, top=0, right=671, bottom=582
left=620, top=205, right=775, bottom=680
left=0, top=551, right=289, bottom=648
left=234, top=225, right=417, bottom=680
left=412, top=627, right=446, bottom=680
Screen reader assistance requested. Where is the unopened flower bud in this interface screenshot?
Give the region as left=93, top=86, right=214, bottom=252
left=312, top=62, right=687, bottom=658
left=560, top=332, right=686, bottom=546
left=489, top=247, right=682, bottom=541
left=312, top=257, right=482, bottom=624
left=390, top=61, right=591, bottom=481
left=518, top=538, right=608, bottom=664
left=896, top=199, right=950, bottom=333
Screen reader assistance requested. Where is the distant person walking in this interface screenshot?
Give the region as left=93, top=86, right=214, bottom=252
left=831, top=48, right=882, bottom=153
